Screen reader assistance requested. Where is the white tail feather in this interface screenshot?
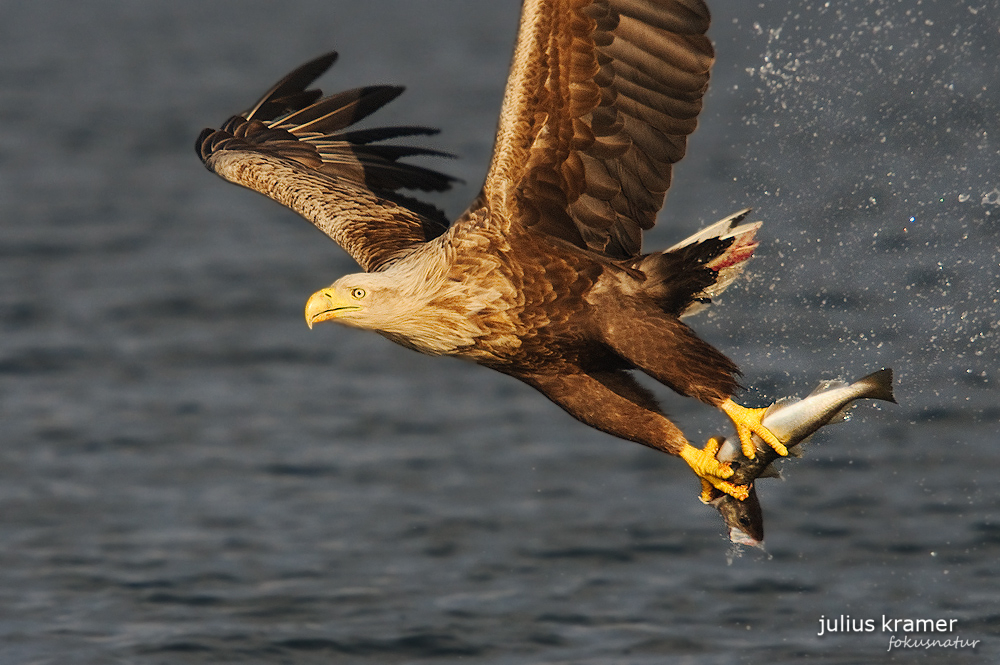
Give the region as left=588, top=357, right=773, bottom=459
left=676, top=209, right=762, bottom=318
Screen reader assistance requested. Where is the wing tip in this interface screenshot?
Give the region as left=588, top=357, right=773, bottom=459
left=196, top=127, right=214, bottom=161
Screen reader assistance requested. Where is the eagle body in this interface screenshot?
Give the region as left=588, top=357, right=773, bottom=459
left=307, top=207, right=751, bottom=458
left=198, top=0, right=785, bottom=499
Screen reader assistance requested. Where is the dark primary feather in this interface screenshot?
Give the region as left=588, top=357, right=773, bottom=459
left=197, top=52, right=456, bottom=270
left=199, top=52, right=456, bottom=198
left=277, top=85, right=405, bottom=135
left=244, top=52, right=339, bottom=120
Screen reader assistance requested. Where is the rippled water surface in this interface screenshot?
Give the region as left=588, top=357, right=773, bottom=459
left=1, top=2, right=998, bottom=663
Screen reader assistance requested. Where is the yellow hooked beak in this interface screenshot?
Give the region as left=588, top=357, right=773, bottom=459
left=304, top=289, right=360, bottom=329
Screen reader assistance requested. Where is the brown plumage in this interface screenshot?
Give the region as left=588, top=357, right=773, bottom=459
left=196, top=0, right=785, bottom=501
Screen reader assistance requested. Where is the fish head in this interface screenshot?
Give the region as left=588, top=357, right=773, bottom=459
left=710, top=484, right=765, bottom=546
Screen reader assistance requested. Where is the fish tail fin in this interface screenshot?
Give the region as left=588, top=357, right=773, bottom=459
left=822, top=368, right=896, bottom=425
left=634, top=209, right=761, bottom=318
left=855, top=368, right=897, bottom=404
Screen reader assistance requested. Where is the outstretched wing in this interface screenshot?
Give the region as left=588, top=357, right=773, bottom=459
left=475, top=0, right=714, bottom=259
left=197, top=52, right=456, bottom=272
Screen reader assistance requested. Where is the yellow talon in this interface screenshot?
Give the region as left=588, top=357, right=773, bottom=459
left=681, top=438, right=750, bottom=502
left=697, top=437, right=722, bottom=502
left=719, top=399, right=788, bottom=460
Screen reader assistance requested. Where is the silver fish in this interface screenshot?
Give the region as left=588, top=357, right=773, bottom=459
left=708, top=368, right=897, bottom=546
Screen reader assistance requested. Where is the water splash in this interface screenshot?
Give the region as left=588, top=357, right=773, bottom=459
left=729, top=1, right=1000, bottom=423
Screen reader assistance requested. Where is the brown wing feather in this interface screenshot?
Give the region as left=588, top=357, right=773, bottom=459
left=476, top=0, right=714, bottom=259
left=197, top=52, right=455, bottom=272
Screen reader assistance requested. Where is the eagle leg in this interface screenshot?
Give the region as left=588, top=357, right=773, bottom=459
left=519, top=368, right=753, bottom=500
left=719, top=399, right=787, bottom=459
left=680, top=437, right=749, bottom=502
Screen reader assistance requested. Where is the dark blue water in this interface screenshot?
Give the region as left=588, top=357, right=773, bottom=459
left=1, top=1, right=997, bottom=663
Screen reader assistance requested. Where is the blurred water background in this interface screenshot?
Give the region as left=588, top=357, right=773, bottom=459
left=1, top=1, right=998, bottom=663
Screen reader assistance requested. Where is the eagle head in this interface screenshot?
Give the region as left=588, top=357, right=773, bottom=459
left=304, top=274, right=392, bottom=330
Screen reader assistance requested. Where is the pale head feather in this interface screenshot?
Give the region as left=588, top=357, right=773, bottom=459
left=317, top=238, right=519, bottom=356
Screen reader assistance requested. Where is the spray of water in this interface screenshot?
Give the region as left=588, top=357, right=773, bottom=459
left=724, top=2, right=998, bottom=425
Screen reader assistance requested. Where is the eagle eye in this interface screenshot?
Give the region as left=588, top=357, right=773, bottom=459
left=351, top=288, right=366, bottom=300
